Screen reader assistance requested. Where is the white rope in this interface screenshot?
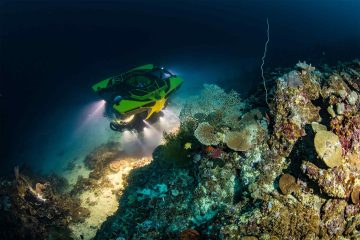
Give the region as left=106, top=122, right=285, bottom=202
left=261, top=18, right=270, bottom=106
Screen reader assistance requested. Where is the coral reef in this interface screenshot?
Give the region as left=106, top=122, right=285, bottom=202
left=93, top=60, right=360, bottom=240
left=3, top=59, right=360, bottom=240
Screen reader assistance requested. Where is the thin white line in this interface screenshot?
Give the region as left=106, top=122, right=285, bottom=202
left=261, top=18, right=270, bottom=106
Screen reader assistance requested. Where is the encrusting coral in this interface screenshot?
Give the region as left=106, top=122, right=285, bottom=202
left=314, top=130, right=344, bottom=168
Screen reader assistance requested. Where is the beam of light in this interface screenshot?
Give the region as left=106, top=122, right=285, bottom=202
left=143, top=127, right=150, bottom=136
left=83, top=100, right=106, bottom=123
left=141, top=124, right=163, bottom=150
left=122, top=130, right=142, bottom=145
left=74, top=100, right=106, bottom=135
left=166, top=67, right=180, bottom=76
left=162, top=109, right=180, bottom=121
left=160, top=108, right=180, bottom=134
left=143, top=120, right=161, bottom=135
left=120, top=130, right=146, bottom=155
left=122, top=130, right=133, bottom=140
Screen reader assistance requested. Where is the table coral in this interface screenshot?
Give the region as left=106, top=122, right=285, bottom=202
left=194, top=122, right=220, bottom=146
left=224, top=130, right=251, bottom=152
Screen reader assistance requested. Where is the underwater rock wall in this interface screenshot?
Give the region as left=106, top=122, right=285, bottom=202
left=94, top=60, right=360, bottom=240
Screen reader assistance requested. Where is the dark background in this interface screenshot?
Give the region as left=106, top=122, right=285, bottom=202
left=1, top=0, right=359, bottom=174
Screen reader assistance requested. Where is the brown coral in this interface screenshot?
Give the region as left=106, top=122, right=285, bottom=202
left=278, top=174, right=296, bottom=195
left=351, top=185, right=360, bottom=204
left=194, top=122, right=220, bottom=146
left=314, top=130, right=343, bottom=168
left=109, top=160, right=123, bottom=172
left=35, top=182, right=47, bottom=194
left=224, top=130, right=251, bottom=152
left=179, top=229, right=201, bottom=240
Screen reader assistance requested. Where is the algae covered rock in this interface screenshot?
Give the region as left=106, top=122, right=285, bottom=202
left=311, top=122, right=327, bottom=133
left=348, top=91, right=358, bottom=105
left=302, top=161, right=355, bottom=198
left=314, top=130, right=343, bottom=168
left=320, top=199, right=347, bottom=237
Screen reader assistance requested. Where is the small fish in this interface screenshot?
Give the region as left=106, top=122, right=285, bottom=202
left=184, top=142, right=192, bottom=150
left=204, top=145, right=215, bottom=153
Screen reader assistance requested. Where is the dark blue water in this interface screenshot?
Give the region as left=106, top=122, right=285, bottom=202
left=1, top=0, right=360, bottom=174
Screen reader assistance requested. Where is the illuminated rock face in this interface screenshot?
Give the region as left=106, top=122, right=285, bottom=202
left=69, top=157, right=152, bottom=240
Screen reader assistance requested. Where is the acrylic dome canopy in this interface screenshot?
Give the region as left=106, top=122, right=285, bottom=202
left=92, top=64, right=183, bottom=131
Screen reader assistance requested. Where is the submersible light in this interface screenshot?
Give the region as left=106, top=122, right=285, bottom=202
left=122, top=114, right=135, bottom=123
